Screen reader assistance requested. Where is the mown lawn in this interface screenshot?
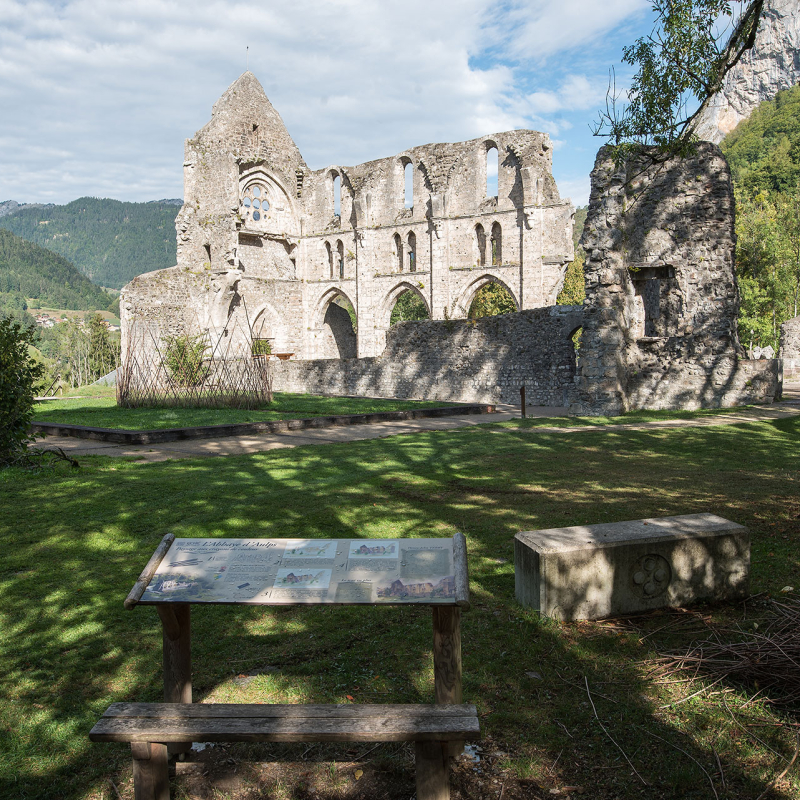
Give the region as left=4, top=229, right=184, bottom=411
left=1, top=416, right=799, bottom=799
left=32, top=392, right=452, bottom=430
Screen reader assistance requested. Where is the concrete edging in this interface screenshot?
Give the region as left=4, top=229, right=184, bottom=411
left=31, top=404, right=496, bottom=445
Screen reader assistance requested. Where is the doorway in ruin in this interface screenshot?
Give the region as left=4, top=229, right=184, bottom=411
left=315, top=290, right=357, bottom=359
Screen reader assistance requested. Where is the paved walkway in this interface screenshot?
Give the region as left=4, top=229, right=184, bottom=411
left=31, top=388, right=799, bottom=463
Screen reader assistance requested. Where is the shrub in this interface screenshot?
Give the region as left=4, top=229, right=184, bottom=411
left=251, top=338, right=272, bottom=357
left=162, top=333, right=209, bottom=387
left=0, top=316, right=45, bottom=465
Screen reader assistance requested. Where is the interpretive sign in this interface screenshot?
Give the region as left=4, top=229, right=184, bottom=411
left=138, top=537, right=461, bottom=605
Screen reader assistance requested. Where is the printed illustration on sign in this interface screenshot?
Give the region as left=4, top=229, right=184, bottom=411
left=349, top=540, right=398, bottom=558
left=376, top=575, right=456, bottom=601
left=282, top=540, right=337, bottom=559
left=274, top=569, right=332, bottom=590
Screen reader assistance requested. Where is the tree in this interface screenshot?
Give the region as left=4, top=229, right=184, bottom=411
left=390, top=291, right=429, bottom=325
left=468, top=282, right=517, bottom=318
left=0, top=316, right=44, bottom=465
left=594, top=0, right=765, bottom=158
left=87, top=313, right=117, bottom=378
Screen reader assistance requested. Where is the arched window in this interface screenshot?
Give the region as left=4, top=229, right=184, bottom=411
left=404, top=161, right=414, bottom=209
left=336, top=240, right=345, bottom=279
left=475, top=224, right=486, bottom=267
left=491, top=222, right=502, bottom=266
left=325, top=241, right=333, bottom=279
left=407, top=231, right=416, bottom=273
left=486, top=145, right=498, bottom=198
left=393, top=233, right=403, bottom=272
left=333, top=173, right=341, bottom=217
left=241, top=181, right=271, bottom=226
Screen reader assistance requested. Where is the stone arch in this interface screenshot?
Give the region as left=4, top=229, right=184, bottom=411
left=313, top=287, right=357, bottom=359
left=379, top=281, right=431, bottom=327
left=453, top=274, right=519, bottom=319
left=250, top=301, right=290, bottom=354
left=238, top=165, right=300, bottom=236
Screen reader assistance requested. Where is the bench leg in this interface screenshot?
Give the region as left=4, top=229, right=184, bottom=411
left=415, top=740, right=450, bottom=800
left=131, top=742, right=170, bottom=800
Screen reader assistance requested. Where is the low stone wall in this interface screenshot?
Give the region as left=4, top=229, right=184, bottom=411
left=625, top=346, right=781, bottom=410
left=271, top=306, right=583, bottom=406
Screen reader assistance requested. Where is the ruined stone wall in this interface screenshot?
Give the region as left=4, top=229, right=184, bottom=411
left=573, top=144, right=780, bottom=415
left=270, top=306, right=583, bottom=406
left=121, top=72, right=575, bottom=369
left=780, top=315, right=800, bottom=379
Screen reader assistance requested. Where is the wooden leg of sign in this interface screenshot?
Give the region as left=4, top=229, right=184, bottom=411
left=432, top=606, right=463, bottom=757
left=415, top=740, right=450, bottom=800
left=131, top=742, right=170, bottom=800
left=158, top=603, right=191, bottom=755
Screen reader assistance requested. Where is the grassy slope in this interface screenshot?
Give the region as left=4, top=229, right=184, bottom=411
left=33, top=393, right=451, bottom=429
left=0, top=198, right=179, bottom=290
left=1, top=417, right=799, bottom=799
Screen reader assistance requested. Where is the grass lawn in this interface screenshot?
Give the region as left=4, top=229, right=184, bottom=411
left=32, top=391, right=453, bottom=430
left=1, top=416, right=799, bottom=799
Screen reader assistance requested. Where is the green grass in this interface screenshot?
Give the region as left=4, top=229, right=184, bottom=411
left=32, top=392, right=452, bottom=430
left=1, top=417, right=799, bottom=798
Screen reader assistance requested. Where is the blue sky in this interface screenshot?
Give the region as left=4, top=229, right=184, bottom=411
left=0, top=0, right=662, bottom=208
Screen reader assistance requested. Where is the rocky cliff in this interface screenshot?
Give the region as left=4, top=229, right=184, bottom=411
left=694, top=0, right=800, bottom=144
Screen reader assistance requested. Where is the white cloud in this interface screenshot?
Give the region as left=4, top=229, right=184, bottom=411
left=0, top=0, right=648, bottom=203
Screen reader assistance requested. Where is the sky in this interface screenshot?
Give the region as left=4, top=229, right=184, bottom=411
left=0, top=0, right=661, bottom=209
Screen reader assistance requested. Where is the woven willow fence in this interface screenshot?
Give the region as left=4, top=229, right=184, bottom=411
left=117, top=308, right=273, bottom=409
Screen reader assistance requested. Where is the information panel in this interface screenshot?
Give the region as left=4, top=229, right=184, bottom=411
left=140, top=538, right=457, bottom=605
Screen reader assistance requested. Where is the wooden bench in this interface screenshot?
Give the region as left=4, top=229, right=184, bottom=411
left=90, top=702, right=479, bottom=800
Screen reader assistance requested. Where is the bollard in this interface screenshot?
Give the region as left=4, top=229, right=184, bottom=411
left=520, top=385, right=526, bottom=419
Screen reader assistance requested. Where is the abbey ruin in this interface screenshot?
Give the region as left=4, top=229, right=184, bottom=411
left=121, top=72, right=574, bottom=363
left=122, top=72, right=781, bottom=412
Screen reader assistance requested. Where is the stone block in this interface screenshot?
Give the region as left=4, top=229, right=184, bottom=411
left=514, top=513, right=749, bottom=620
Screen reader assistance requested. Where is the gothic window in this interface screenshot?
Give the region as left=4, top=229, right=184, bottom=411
left=393, top=233, right=403, bottom=272
left=241, top=182, right=270, bottom=225
left=404, top=161, right=413, bottom=209
left=326, top=241, right=333, bottom=279
left=407, top=231, right=416, bottom=272
left=333, top=173, right=341, bottom=217
left=491, top=222, right=502, bottom=266
left=486, top=145, right=498, bottom=198
left=475, top=224, right=486, bottom=267
left=336, top=240, right=345, bottom=279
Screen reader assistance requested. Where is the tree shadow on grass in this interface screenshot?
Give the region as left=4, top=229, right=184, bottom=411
left=1, top=416, right=798, bottom=797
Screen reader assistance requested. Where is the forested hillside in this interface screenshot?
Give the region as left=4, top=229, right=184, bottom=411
left=720, top=84, right=800, bottom=350
left=0, top=229, right=111, bottom=321
left=0, top=197, right=180, bottom=289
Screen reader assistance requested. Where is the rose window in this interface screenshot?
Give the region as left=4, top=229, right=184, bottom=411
left=241, top=184, right=270, bottom=224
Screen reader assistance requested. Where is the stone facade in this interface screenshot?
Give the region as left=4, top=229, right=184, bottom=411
left=270, top=306, right=583, bottom=406
left=780, top=315, right=800, bottom=379
left=572, top=143, right=780, bottom=415
left=694, top=0, right=800, bottom=144
left=121, top=72, right=574, bottom=362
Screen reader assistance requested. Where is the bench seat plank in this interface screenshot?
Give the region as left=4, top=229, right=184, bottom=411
left=91, top=716, right=479, bottom=743
left=101, top=702, right=477, bottom=720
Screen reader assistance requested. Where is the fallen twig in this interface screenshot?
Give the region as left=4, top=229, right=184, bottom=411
left=584, top=676, right=648, bottom=786
left=754, top=733, right=800, bottom=800
left=633, top=725, right=718, bottom=800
